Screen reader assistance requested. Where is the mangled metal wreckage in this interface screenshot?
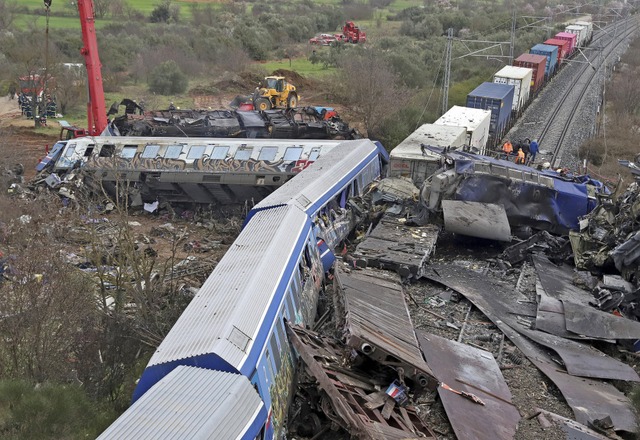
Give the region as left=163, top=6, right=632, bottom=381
left=37, top=137, right=385, bottom=205
left=108, top=104, right=360, bottom=140
left=418, top=146, right=609, bottom=241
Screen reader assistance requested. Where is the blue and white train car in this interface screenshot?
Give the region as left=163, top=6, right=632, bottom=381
left=97, top=367, right=266, bottom=439
left=99, top=138, right=388, bottom=439
left=245, top=139, right=388, bottom=269
left=127, top=205, right=324, bottom=439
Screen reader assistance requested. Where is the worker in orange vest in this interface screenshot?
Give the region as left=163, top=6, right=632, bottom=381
left=516, top=148, right=525, bottom=164
left=502, top=140, right=513, bottom=159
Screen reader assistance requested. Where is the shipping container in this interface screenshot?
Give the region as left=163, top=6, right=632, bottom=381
left=493, top=66, right=533, bottom=114
left=466, top=82, right=515, bottom=141
left=574, top=21, right=593, bottom=44
left=555, top=32, right=577, bottom=56
left=530, top=44, right=559, bottom=77
left=565, top=24, right=588, bottom=47
left=389, top=124, right=466, bottom=185
left=544, top=38, right=570, bottom=64
left=434, top=105, right=491, bottom=154
left=513, top=54, right=547, bottom=93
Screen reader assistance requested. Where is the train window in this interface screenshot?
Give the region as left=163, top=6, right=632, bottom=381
left=234, top=147, right=253, bottom=161
left=258, top=146, right=278, bottom=161
left=270, top=334, right=282, bottom=371
left=211, top=146, right=229, bottom=160
left=141, top=145, right=160, bottom=158
left=290, top=284, right=301, bottom=312
left=309, top=147, right=321, bottom=161
left=187, top=145, right=206, bottom=160
left=64, top=144, right=76, bottom=157
left=83, top=144, right=95, bottom=157
left=121, top=146, right=138, bottom=159
left=285, top=294, right=294, bottom=320
left=99, top=144, right=115, bottom=157
left=283, top=147, right=303, bottom=161
left=165, top=145, right=183, bottom=159
left=276, top=319, right=286, bottom=350
left=265, top=351, right=275, bottom=382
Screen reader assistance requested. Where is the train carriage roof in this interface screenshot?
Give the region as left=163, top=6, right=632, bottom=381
left=99, top=366, right=266, bottom=440
left=134, top=206, right=310, bottom=399
left=249, top=139, right=382, bottom=219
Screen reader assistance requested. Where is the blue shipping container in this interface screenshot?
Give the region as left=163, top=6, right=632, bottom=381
left=466, top=82, right=515, bottom=138
left=529, top=44, right=558, bottom=77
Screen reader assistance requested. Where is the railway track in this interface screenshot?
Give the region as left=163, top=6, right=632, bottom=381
left=507, top=16, right=639, bottom=168
left=545, top=16, right=639, bottom=167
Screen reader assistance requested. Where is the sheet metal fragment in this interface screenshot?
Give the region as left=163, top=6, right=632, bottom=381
left=417, top=331, right=520, bottom=440
left=533, top=254, right=640, bottom=339
left=337, top=267, right=435, bottom=385
left=441, top=200, right=511, bottom=241
left=424, top=264, right=638, bottom=433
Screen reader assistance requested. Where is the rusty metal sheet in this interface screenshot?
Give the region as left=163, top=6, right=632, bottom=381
left=442, top=200, right=511, bottom=241
left=338, top=267, right=435, bottom=385
left=533, top=254, right=640, bottom=339
left=417, top=331, right=520, bottom=440
left=287, top=324, right=437, bottom=440
left=424, top=264, right=638, bottom=433
left=354, top=214, right=439, bottom=279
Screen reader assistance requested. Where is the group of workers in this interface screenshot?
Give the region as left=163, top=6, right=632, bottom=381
left=501, top=138, right=539, bottom=165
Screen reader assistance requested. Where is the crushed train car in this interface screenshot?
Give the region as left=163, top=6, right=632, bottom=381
left=108, top=105, right=360, bottom=140
left=36, top=137, right=380, bottom=205
left=419, top=146, right=609, bottom=238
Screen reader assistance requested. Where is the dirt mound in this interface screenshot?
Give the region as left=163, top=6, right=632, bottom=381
left=271, top=69, right=313, bottom=88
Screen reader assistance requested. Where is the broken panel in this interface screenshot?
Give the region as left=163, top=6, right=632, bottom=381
left=337, top=266, right=435, bottom=386
left=417, top=331, right=520, bottom=440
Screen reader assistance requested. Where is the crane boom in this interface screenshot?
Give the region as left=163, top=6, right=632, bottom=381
left=77, top=0, right=107, bottom=135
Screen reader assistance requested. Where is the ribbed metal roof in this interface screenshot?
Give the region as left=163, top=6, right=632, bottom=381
left=391, top=123, right=466, bottom=159
left=251, top=139, right=379, bottom=215
left=435, top=106, right=491, bottom=131
left=98, top=366, right=265, bottom=440
left=147, top=206, right=308, bottom=369
left=494, top=66, right=533, bottom=81
left=468, top=82, right=514, bottom=100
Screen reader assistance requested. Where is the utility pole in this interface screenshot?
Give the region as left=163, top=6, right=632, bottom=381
left=442, top=28, right=453, bottom=116
left=509, top=10, right=516, bottom=65
left=39, top=0, right=52, bottom=128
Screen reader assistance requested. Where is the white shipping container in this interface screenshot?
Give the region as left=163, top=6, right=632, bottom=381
left=434, top=105, right=491, bottom=154
left=565, top=24, right=587, bottom=47
left=574, top=21, right=593, bottom=43
left=389, top=124, right=466, bottom=185
left=493, top=66, right=533, bottom=114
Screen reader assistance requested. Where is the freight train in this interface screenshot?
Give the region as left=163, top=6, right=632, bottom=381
left=389, top=19, right=597, bottom=184
left=97, top=139, right=388, bottom=439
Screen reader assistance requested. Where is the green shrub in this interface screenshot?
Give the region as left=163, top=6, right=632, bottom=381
left=148, top=60, right=188, bottom=95
left=0, top=380, right=115, bottom=439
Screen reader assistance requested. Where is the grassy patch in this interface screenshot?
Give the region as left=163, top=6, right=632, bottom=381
left=259, top=58, right=336, bottom=77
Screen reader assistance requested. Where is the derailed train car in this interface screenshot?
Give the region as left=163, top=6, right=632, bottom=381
left=108, top=106, right=360, bottom=140
left=97, top=140, right=388, bottom=439
left=39, top=136, right=365, bottom=205
left=420, top=146, right=609, bottom=238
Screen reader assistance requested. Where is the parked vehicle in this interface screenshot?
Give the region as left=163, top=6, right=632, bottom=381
left=309, top=33, right=339, bottom=46
left=341, top=20, right=366, bottom=43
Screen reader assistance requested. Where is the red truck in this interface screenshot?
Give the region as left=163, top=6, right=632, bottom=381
left=341, top=21, right=366, bottom=44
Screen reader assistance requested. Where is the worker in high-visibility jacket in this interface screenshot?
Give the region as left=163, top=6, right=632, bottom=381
left=516, top=148, right=526, bottom=164
left=502, top=140, right=513, bottom=159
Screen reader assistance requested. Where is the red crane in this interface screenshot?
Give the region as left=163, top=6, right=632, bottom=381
left=77, top=0, right=107, bottom=135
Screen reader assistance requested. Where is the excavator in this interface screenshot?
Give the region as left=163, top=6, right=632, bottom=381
left=230, top=76, right=299, bottom=111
